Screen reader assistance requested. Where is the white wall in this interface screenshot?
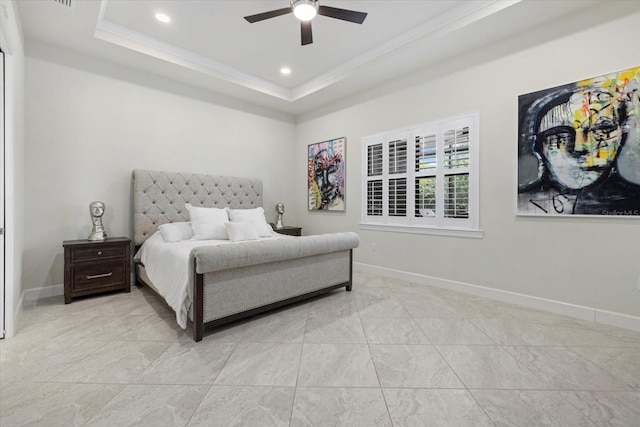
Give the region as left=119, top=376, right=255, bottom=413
left=20, top=1, right=640, bottom=324
left=23, top=54, right=296, bottom=292
left=1, top=0, right=25, bottom=338
left=295, top=5, right=640, bottom=318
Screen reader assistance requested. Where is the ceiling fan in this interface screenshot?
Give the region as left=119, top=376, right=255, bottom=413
left=244, top=0, right=368, bottom=46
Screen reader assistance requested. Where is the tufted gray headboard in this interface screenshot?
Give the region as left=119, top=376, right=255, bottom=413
left=132, top=169, right=263, bottom=246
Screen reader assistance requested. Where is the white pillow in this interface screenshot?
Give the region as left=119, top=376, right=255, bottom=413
left=224, top=222, right=259, bottom=242
left=227, top=207, right=273, bottom=237
left=158, top=222, right=194, bottom=242
left=185, top=203, right=229, bottom=240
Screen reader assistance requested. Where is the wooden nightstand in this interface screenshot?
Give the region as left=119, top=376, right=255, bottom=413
left=272, top=225, right=302, bottom=236
left=63, top=237, right=131, bottom=304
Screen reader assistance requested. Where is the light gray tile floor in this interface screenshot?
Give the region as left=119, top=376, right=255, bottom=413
left=1, top=272, right=639, bottom=426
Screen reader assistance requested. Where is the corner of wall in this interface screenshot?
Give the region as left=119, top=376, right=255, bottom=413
left=1, top=0, right=26, bottom=338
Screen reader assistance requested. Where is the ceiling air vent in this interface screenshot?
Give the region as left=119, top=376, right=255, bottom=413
left=53, top=0, right=73, bottom=9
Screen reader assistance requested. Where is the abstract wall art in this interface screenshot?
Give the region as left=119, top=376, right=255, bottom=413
left=517, top=66, right=640, bottom=216
left=308, top=137, right=346, bottom=211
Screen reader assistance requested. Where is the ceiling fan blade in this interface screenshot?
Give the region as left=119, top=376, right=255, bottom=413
left=317, top=6, right=367, bottom=24
left=301, top=21, right=313, bottom=45
left=244, top=7, right=291, bottom=23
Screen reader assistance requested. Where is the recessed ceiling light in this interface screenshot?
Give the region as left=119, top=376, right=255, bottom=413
left=155, top=13, right=171, bottom=23
left=280, top=67, right=292, bottom=75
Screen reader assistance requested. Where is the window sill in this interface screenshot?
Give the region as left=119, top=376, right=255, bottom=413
left=359, top=223, right=484, bottom=239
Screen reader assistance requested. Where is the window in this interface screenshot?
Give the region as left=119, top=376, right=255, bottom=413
left=361, top=113, right=481, bottom=237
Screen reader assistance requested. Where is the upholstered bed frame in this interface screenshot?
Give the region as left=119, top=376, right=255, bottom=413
left=132, top=169, right=359, bottom=341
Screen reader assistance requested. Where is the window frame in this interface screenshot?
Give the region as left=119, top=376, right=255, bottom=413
left=360, top=113, right=482, bottom=238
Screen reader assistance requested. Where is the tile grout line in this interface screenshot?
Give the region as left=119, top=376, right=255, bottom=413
left=288, top=306, right=311, bottom=426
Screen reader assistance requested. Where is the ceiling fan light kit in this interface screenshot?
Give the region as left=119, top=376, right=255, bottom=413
left=244, top=0, right=367, bottom=46
left=292, top=0, right=318, bottom=22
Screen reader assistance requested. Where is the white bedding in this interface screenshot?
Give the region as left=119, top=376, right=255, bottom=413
left=135, top=231, right=289, bottom=328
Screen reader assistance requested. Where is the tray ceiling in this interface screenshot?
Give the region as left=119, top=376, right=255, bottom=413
left=17, top=0, right=623, bottom=116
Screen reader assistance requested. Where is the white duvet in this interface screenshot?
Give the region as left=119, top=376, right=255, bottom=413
left=135, top=231, right=288, bottom=329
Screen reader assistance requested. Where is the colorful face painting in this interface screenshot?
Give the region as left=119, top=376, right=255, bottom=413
left=308, top=137, right=346, bottom=211
left=517, top=66, right=640, bottom=216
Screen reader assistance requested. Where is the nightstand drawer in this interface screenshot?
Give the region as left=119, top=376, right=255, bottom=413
left=70, top=244, right=126, bottom=262
left=71, top=261, right=126, bottom=290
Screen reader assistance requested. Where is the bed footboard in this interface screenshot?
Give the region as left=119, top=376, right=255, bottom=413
left=192, top=249, right=353, bottom=342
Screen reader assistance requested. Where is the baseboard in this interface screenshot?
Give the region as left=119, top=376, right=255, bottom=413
left=354, top=262, right=640, bottom=332
left=22, top=284, right=64, bottom=301
left=21, top=273, right=137, bottom=303
left=594, top=310, right=640, bottom=332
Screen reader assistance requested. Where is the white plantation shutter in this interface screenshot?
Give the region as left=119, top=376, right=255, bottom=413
left=415, top=176, right=436, bottom=218
left=388, top=137, right=408, bottom=218
left=443, top=126, right=470, bottom=220
left=367, top=180, right=383, bottom=216
left=364, top=137, right=384, bottom=223
left=444, top=174, right=469, bottom=218
left=362, top=113, right=478, bottom=234
left=388, top=139, right=407, bottom=174
left=368, top=144, right=383, bottom=177
left=389, top=178, right=407, bottom=216
left=414, top=131, right=438, bottom=222
left=443, top=127, right=470, bottom=170
left=415, top=133, right=437, bottom=172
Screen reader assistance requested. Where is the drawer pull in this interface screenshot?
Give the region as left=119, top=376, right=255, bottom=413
left=86, top=272, right=113, bottom=280
left=97, top=251, right=103, bottom=255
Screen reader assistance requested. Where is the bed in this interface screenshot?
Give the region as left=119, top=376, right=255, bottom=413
left=132, top=169, right=359, bottom=341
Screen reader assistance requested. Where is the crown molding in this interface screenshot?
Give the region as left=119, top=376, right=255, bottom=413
left=95, top=0, right=520, bottom=103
